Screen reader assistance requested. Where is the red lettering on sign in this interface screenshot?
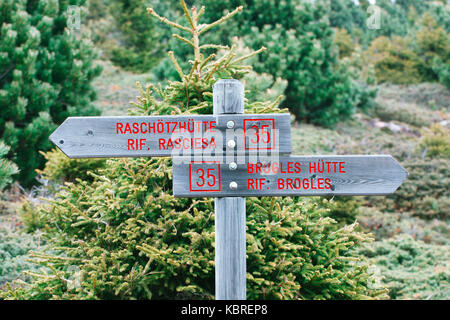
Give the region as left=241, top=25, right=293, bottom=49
left=158, top=138, right=217, bottom=150
left=128, top=139, right=134, bottom=150
left=140, top=123, right=147, bottom=134
left=277, top=178, right=333, bottom=190
left=128, top=139, right=146, bottom=150
left=116, top=120, right=218, bottom=135
left=132, top=123, right=139, bottom=134
left=123, top=123, right=132, bottom=134
left=116, top=123, right=124, bottom=134
left=309, top=160, right=347, bottom=174
left=248, top=178, right=266, bottom=190
left=247, top=162, right=302, bottom=175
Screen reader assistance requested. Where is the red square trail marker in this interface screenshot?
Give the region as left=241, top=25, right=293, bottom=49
left=50, top=79, right=408, bottom=301
left=189, top=161, right=222, bottom=193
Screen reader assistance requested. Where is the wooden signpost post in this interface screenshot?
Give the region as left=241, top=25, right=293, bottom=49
left=50, top=79, right=408, bottom=301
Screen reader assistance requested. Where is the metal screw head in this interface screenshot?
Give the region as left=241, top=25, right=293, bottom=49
left=229, top=181, right=238, bottom=190
left=229, top=162, right=238, bottom=170
left=227, top=140, right=236, bottom=149
left=226, top=120, right=235, bottom=129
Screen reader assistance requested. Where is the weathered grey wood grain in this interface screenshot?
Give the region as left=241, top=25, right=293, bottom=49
left=213, top=79, right=246, bottom=300
left=173, top=155, right=408, bottom=198
left=215, top=197, right=246, bottom=300
left=49, top=114, right=291, bottom=158
left=213, top=79, right=245, bottom=114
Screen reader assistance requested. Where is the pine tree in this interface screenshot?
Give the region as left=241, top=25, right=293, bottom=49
left=329, top=0, right=367, bottom=39
left=109, top=0, right=164, bottom=73
left=415, top=13, right=450, bottom=84
left=171, top=0, right=374, bottom=128
left=0, top=0, right=101, bottom=186
left=334, top=28, right=356, bottom=59
left=1, top=1, right=386, bottom=300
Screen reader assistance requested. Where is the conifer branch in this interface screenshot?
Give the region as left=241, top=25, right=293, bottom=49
left=168, top=51, right=185, bottom=80
left=199, top=53, right=216, bottom=71
left=266, top=95, right=285, bottom=110
left=147, top=8, right=191, bottom=33
left=204, top=47, right=237, bottom=81
left=173, top=34, right=194, bottom=47
left=233, top=65, right=253, bottom=70
left=198, top=6, right=243, bottom=35
left=199, top=44, right=229, bottom=50
left=188, top=59, right=201, bottom=79
left=205, top=63, right=220, bottom=81
left=171, top=104, right=183, bottom=114
left=180, top=0, right=195, bottom=30
left=197, top=6, right=205, bottom=22
left=223, top=52, right=237, bottom=67
left=136, top=81, right=145, bottom=97
left=187, top=102, right=210, bottom=113
left=231, top=46, right=267, bottom=65
left=204, top=45, right=236, bottom=71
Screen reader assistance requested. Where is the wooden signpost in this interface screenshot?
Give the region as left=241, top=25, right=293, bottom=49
left=50, top=79, right=408, bottom=301
left=49, top=114, right=291, bottom=158
left=172, top=155, right=408, bottom=198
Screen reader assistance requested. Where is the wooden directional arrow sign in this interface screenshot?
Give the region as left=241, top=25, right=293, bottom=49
left=172, top=155, right=408, bottom=197
left=49, top=114, right=291, bottom=158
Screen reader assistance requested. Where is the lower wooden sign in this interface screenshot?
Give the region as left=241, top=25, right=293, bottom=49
left=172, top=155, right=408, bottom=197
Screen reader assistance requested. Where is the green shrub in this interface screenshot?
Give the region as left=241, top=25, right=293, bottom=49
left=367, top=158, right=449, bottom=220
left=0, top=0, right=101, bottom=186
left=362, top=10, right=450, bottom=86
left=433, top=57, right=450, bottom=89
left=0, top=2, right=386, bottom=300
left=365, top=36, right=423, bottom=85
left=0, top=141, right=18, bottom=191
left=333, top=122, right=418, bottom=162
left=375, top=83, right=449, bottom=112
left=109, top=0, right=164, bottom=73
left=415, top=13, right=450, bottom=83
left=334, top=28, right=356, bottom=59
left=323, top=197, right=362, bottom=226
left=358, top=235, right=450, bottom=300
left=418, top=124, right=450, bottom=159
left=0, top=214, right=43, bottom=287
left=371, top=101, right=436, bottom=128
left=37, top=149, right=106, bottom=184
left=358, top=207, right=450, bottom=245
left=17, top=200, right=46, bottom=233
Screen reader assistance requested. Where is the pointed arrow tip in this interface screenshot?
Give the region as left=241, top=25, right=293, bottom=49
left=387, top=156, right=408, bottom=193
left=49, top=118, right=72, bottom=158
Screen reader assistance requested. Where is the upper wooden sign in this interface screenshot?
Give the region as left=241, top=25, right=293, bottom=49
left=172, top=155, right=408, bottom=197
left=49, top=114, right=291, bottom=158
